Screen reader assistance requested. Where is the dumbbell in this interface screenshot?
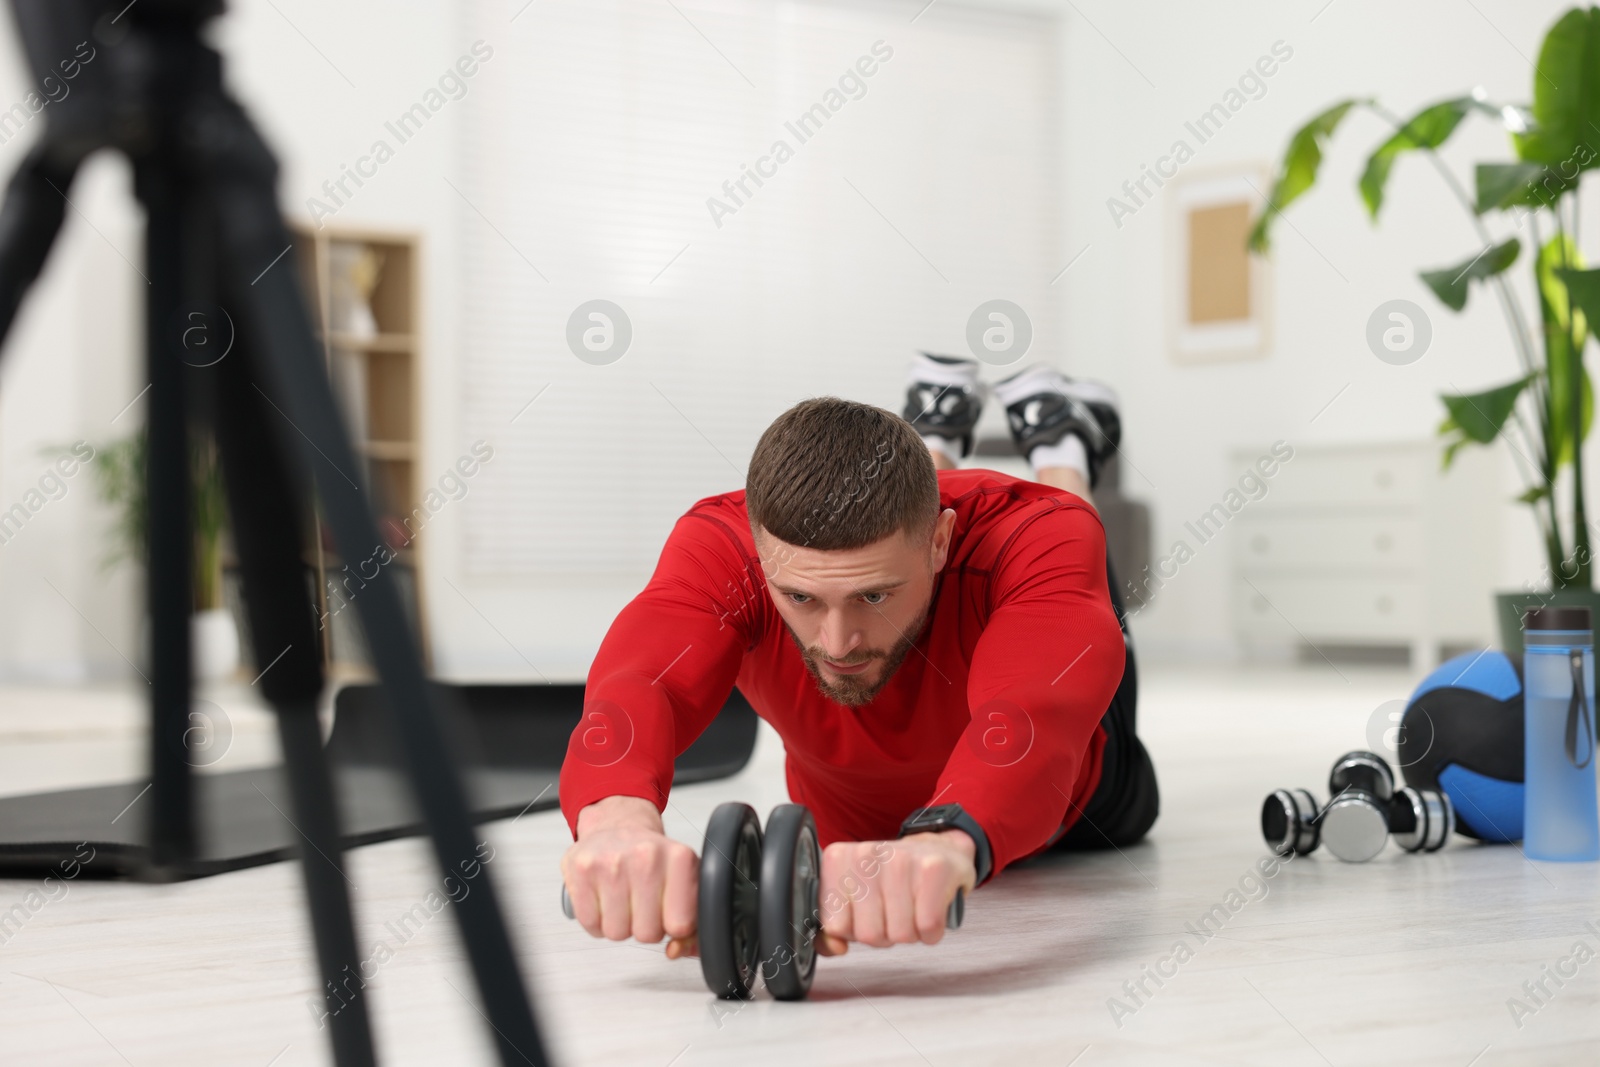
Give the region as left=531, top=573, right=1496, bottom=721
left=1261, top=750, right=1454, bottom=862
left=1384, top=783, right=1455, bottom=853
left=1260, top=787, right=1321, bottom=857
left=1319, top=749, right=1397, bottom=863
left=1327, top=749, right=1454, bottom=855
left=561, top=800, right=964, bottom=1000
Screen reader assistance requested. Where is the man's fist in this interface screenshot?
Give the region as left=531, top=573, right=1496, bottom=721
left=562, top=796, right=699, bottom=957
left=818, top=830, right=976, bottom=954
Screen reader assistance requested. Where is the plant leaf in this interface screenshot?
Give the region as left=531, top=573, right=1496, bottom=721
left=1541, top=238, right=1588, bottom=341
left=1518, top=484, right=1552, bottom=504
left=1515, top=7, right=1600, bottom=171
left=1554, top=264, right=1600, bottom=338
left=1439, top=418, right=1473, bottom=469
left=1248, top=98, right=1367, bottom=254
left=1476, top=161, right=1563, bottom=212
left=1439, top=375, right=1536, bottom=444
left=1550, top=258, right=1598, bottom=466
left=1360, top=98, right=1488, bottom=219
left=1419, top=238, right=1521, bottom=311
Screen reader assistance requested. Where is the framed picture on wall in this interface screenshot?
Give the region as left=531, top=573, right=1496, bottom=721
left=1166, top=168, right=1272, bottom=363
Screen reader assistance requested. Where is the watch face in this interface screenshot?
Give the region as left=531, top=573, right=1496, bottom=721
left=907, top=803, right=959, bottom=829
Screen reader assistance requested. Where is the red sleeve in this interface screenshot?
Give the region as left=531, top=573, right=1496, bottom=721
left=558, top=510, right=762, bottom=837
left=931, top=503, right=1125, bottom=878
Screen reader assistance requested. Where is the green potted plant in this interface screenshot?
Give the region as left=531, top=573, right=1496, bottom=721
left=1249, top=4, right=1600, bottom=657
left=89, top=429, right=238, bottom=680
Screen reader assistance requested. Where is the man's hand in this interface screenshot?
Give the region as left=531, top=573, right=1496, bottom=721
left=818, top=830, right=976, bottom=955
left=561, top=796, right=700, bottom=958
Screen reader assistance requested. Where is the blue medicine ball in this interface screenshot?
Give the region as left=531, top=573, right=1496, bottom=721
left=1397, top=650, right=1524, bottom=842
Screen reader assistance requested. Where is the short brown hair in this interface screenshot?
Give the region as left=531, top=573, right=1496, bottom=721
left=746, top=397, right=938, bottom=550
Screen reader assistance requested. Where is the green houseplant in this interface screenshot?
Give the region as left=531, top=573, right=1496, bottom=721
left=1249, top=5, right=1600, bottom=655
left=90, top=429, right=238, bottom=678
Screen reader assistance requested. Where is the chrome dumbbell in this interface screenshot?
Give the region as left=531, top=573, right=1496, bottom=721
left=1262, top=751, right=1454, bottom=862
left=1327, top=749, right=1453, bottom=856
left=1319, top=749, right=1396, bottom=863
left=1385, top=783, right=1455, bottom=853
left=1260, top=787, right=1321, bottom=857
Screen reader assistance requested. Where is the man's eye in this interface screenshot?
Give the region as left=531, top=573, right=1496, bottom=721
left=860, top=592, right=888, bottom=606
left=787, top=593, right=812, bottom=605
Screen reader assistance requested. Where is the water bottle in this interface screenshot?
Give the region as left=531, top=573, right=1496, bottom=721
left=1523, top=606, right=1600, bottom=861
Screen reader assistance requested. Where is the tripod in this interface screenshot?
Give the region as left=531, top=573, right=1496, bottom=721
left=0, top=2, right=550, bottom=1064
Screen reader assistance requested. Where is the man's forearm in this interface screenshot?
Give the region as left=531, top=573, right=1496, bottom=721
left=576, top=794, right=664, bottom=838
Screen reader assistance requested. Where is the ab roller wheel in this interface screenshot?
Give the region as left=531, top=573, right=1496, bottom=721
left=562, top=799, right=966, bottom=1000
left=698, top=802, right=765, bottom=999
left=758, top=804, right=821, bottom=1001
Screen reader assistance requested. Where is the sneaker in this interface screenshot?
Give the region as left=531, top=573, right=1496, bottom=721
left=993, top=365, right=1121, bottom=487
left=901, top=352, right=985, bottom=459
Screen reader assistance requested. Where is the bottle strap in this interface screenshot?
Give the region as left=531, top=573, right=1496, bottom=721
left=1566, top=648, right=1595, bottom=770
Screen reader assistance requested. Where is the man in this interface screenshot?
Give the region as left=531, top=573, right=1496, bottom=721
left=559, top=353, right=1158, bottom=958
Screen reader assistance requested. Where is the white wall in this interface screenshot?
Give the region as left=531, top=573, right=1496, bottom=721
left=0, top=0, right=473, bottom=679
left=0, top=0, right=1587, bottom=680
left=1042, top=0, right=1576, bottom=661
left=0, top=91, right=144, bottom=679
left=446, top=0, right=1064, bottom=679
left=212, top=1, right=478, bottom=681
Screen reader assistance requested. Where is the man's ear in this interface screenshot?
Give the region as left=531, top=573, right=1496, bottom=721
left=929, top=509, right=957, bottom=571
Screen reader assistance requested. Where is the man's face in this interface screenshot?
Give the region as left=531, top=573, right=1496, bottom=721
left=756, top=510, right=956, bottom=706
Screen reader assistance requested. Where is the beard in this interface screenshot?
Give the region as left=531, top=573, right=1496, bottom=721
left=786, top=604, right=931, bottom=707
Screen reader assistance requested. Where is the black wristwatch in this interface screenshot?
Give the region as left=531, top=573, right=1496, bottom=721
left=899, top=803, right=993, bottom=885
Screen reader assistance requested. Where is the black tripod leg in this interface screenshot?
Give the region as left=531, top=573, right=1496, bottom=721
left=277, top=709, right=377, bottom=1064
left=210, top=127, right=548, bottom=1066
left=140, top=156, right=195, bottom=875
left=208, top=336, right=377, bottom=1067
left=0, top=143, right=77, bottom=346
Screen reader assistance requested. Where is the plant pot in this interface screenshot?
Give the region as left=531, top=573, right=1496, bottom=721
left=1495, top=588, right=1600, bottom=659
left=193, top=607, right=241, bottom=682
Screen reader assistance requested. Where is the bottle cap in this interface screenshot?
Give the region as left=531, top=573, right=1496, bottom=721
left=1524, top=606, right=1592, bottom=631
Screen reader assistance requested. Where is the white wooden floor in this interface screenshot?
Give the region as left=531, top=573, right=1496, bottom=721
left=1, top=665, right=1597, bottom=1066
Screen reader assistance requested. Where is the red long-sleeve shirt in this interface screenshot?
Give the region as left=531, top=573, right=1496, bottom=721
left=559, top=469, right=1126, bottom=878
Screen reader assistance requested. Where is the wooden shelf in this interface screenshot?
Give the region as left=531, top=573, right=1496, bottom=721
left=362, top=440, right=417, bottom=461
left=327, top=331, right=415, bottom=353
left=290, top=224, right=426, bottom=671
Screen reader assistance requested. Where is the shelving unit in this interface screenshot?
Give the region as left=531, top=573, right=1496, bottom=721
left=1231, top=440, right=1499, bottom=670
left=289, top=224, right=427, bottom=677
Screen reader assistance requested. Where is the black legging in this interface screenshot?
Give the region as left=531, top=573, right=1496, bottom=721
left=1050, top=555, right=1160, bottom=850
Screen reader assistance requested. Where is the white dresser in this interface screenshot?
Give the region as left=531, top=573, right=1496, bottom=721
left=1231, top=440, right=1500, bottom=669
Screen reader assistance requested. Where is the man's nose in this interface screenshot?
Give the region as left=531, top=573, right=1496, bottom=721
left=816, top=612, right=861, bottom=659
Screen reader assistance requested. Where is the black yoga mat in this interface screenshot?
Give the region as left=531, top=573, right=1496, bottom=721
left=0, top=684, right=757, bottom=881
